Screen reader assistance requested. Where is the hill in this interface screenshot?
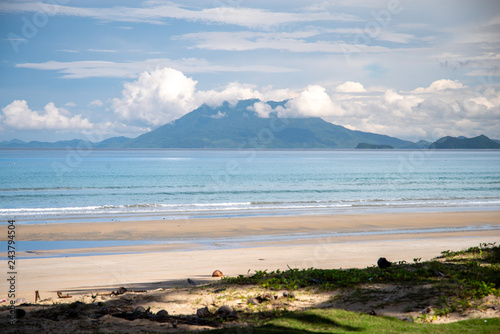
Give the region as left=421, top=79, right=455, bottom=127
left=429, top=135, right=500, bottom=149
left=120, top=99, right=417, bottom=149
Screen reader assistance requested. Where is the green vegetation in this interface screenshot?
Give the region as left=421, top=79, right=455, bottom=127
left=223, top=243, right=499, bottom=303
left=211, top=242, right=500, bottom=333
left=209, top=309, right=500, bottom=333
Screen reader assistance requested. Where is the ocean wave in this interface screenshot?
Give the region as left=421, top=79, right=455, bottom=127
left=2, top=196, right=500, bottom=219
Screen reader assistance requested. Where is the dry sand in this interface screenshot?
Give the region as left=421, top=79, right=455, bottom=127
left=1, top=210, right=499, bottom=301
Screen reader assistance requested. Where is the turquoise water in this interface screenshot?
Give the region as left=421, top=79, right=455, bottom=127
left=1, top=149, right=500, bottom=223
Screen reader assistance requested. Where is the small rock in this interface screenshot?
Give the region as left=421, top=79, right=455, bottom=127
left=258, top=292, right=273, bottom=302
left=134, top=306, right=146, bottom=313
left=212, top=270, right=224, bottom=277
left=218, top=305, right=233, bottom=316
left=113, top=287, right=127, bottom=295
left=131, top=310, right=144, bottom=320
left=248, top=298, right=259, bottom=305
left=422, top=306, right=434, bottom=314
left=377, top=257, right=391, bottom=269
left=15, top=308, right=26, bottom=319
left=157, top=310, right=169, bottom=318
left=196, top=307, right=210, bottom=318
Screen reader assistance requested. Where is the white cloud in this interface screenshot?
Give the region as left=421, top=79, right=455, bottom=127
left=178, top=31, right=390, bottom=54
left=335, top=81, right=366, bottom=93
left=88, top=99, right=104, bottom=108
left=250, top=102, right=275, bottom=118
left=413, top=79, right=464, bottom=93
left=0, top=2, right=358, bottom=28
left=15, top=58, right=297, bottom=79
left=113, top=68, right=198, bottom=127
left=282, top=85, right=338, bottom=117
left=1, top=100, right=92, bottom=131
left=112, top=67, right=291, bottom=126
left=248, top=79, right=500, bottom=141
left=210, top=111, right=226, bottom=119
left=87, top=49, right=118, bottom=53
left=64, top=102, right=76, bottom=107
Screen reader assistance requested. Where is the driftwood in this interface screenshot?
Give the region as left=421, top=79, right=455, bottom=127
left=57, top=291, right=72, bottom=298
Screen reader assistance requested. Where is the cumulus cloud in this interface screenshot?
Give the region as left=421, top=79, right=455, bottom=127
left=283, top=85, right=339, bottom=117
left=335, top=81, right=366, bottom=93
left=1, top=100, right=92, bottom=131
left=8, top=72, right=497, bottom=142
left=112, top=67, right=291, bottom=126
left=412, top=79, right=464, bottom=93
left=113, top=68, right=198, bottom=127
left=249, top=79, right=500, bottom=141
left=250, top=85, right=343, bottom=119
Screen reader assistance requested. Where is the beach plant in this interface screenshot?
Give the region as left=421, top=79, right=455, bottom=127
left=221, top=242, right=500, bottom=319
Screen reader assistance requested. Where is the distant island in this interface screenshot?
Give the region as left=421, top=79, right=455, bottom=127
left=1, top=99, right=499, bottom=149
left=355, top=143, right=394, bottom=149
left=429, top=135, right=500, bottom=149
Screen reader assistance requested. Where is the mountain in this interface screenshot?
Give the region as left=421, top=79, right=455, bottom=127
left=0, top=138, right=93, bottom=148
left=415, top=140, right=432, bottom=149
left=0, top=136, right=132, bottom=149
left=4, top=99, right=496, bottom=149
left=429, top=135, right=500, bottom=149
left=121, top=99, right=417, bottom=149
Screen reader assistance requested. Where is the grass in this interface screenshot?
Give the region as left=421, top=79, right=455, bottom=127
left=208, top=308, right=500, bottom=333
left=207, top=242, right=500, bottom=333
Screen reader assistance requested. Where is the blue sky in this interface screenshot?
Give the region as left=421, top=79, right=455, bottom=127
left=1, top=0, right=499, bottom=142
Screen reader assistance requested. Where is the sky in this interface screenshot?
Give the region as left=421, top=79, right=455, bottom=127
left=0, top=0, right=499, bottom=143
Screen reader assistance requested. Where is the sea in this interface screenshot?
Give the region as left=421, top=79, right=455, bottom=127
left=1, top=148, right=500, bottom=223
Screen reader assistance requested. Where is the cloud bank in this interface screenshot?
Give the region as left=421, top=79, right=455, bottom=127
left=112, top=67, right=291, bottom=127
left=1, top=100, right=92, bottom=131
left=2, top=67, right=499, bottom=142
left=249, top=79, right=500, bottom=141
left=110, top=67, right=499, bottom=141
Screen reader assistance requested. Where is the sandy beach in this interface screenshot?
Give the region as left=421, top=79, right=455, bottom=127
left=1, top=210, right=499, bottom=302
